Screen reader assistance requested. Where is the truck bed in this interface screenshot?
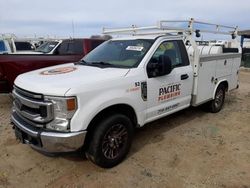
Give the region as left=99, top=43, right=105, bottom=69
left=191, top=52, right=241, bottom=106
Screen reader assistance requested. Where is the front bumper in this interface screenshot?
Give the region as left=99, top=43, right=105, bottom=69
left=11, top=112, right=86, bottom=153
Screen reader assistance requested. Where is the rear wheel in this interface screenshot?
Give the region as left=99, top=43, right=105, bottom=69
left=86, top=114, right=134, bottom=168
left=207, top=84, right=226, bottom=113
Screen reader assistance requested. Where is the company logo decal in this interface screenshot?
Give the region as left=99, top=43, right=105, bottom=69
left=158, top=83, right=181, bottom=102
left=40, top=67, right=77, bottom=75
left=126, top=82, right=140, bottom=93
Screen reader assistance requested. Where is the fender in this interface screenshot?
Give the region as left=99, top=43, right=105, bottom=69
left=83, top=99, right=142, bottom=131
left=70, top=90, right=145, bottom=132
left=212, top=79, right=228, bottom=99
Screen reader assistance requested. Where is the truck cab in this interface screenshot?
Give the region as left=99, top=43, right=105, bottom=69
left=11, top=19, right=241, bottom=168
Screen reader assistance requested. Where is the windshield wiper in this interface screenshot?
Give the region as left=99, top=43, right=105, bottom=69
left=75, top=60, right=118, bottom=68
left=91, top=61, right=113, bottom=66
left=90, top=61, right=118, bottom=68
left=75, top=59, right=88, bottom=65
left=81, top=59, right=88, bottom=64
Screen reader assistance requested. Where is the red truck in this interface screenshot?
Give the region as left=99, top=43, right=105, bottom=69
left=0, top=38, right=105, bottom=93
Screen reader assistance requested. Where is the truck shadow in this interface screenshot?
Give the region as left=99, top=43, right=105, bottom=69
left=129, top=106, right=207, bottom=156
left=58, top=106, right=207, bottom=162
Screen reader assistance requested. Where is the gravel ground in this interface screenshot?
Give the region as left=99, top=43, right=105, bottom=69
left=0, top=70, right=250, bottom=188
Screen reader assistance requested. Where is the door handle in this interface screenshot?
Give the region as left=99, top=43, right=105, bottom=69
left=181, top=74, right=189, bottom=80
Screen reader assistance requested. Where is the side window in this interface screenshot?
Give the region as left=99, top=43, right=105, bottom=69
left=57, top=40, right=83, bottom=55
left=15, top=42, right=32, bottom=51
left=57, top=42, right=68, bottom=54
left=91, top=40, right=104, bottom=50
left=151, top=41, right=186, bottom=68
left=69, top=39, right=83, bottom=54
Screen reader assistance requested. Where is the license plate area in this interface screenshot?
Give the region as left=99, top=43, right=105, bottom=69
left=14, top=126, right=41, bottom=146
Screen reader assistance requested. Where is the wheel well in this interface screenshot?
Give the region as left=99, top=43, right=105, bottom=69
left=219, top=81, right=229, bottom=91
left=83, top=104, right=138, bottom=149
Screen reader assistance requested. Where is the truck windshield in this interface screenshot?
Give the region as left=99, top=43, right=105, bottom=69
left=35, top=41, right=59, bottom=53
left=82, top=39, right=154, bottom=68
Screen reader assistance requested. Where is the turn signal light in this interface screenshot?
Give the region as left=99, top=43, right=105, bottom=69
left=67, top=98, right=76, bottom=111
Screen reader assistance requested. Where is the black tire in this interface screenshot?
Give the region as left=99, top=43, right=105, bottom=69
left=207, top=84, right=226, bottom=113
left=85, top=114, right=134, bottom=168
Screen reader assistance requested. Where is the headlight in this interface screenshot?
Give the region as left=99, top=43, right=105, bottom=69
left=44, top=96, right=77, bottom=132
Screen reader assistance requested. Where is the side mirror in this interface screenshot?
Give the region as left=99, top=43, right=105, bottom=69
left=147, top=55, right=172, bottom=78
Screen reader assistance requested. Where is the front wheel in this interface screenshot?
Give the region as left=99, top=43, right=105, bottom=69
left=86, top=114, right=134, bottom=168
left=207, top=84, right=226, bottom=113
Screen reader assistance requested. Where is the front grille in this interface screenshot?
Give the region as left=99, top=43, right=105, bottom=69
left=14, top=86, right=43, bottom=100
left=12, top=86, right=54, bottom=127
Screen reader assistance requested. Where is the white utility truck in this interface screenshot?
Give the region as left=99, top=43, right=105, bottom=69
left=11, top=19, right=241, bottom=168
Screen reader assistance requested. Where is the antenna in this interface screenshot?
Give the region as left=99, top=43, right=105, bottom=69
left=72, top=20, right=75, bottom=38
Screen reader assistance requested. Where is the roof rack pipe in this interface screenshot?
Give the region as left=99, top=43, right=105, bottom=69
left=192, top=20, right=236, bottom=30
left=129, top=30, right=186, bottom=36
left=198, top=29, right=235, bottom=35
left=159, top=18, right=237, bottom=32
left=103, top=26, right=158, bottom=34
left=159, top=20, right=189, bottom=23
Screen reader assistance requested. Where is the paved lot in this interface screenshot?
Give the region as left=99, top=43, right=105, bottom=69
left=0, top=70, right=250, bottom=188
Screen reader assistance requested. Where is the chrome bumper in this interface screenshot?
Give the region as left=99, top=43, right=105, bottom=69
left=11, top=112, right=86, bottom=153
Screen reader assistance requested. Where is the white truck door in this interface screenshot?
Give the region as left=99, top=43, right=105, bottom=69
left=145, top=40, right=193, bottom=123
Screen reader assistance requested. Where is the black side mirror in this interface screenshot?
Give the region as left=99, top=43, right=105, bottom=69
left=147, top=55, right=172, bottom=78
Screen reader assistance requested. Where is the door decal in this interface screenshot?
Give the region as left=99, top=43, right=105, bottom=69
left=158, top=83, right=181, bottom=102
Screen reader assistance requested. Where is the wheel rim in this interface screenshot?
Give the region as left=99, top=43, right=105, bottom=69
left=214, top=89, right=224, bottom=108
left=102, top=124, right=128, bottom=160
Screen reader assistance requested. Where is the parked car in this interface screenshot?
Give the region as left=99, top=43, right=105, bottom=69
left=0, top=38, right=105, bottom=93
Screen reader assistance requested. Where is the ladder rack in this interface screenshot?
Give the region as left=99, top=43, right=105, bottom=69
left=103, top=18, right=238, bottom=37
left=1, top=33, right=61, bottom=42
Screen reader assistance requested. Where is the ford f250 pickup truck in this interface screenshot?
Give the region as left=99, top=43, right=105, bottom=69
left=11, top=19, right=241, bottom=168
left=0, top=38, right=105, bottom=93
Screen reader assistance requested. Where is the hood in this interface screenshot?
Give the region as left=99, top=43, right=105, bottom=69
left=14, top=63, right=130, bottom=96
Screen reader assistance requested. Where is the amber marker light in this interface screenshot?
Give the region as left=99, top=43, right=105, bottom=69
left=67, top=98, right=77, bottom=111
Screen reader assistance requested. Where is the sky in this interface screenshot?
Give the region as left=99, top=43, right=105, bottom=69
left=0, top=0, right=249, bottom=39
